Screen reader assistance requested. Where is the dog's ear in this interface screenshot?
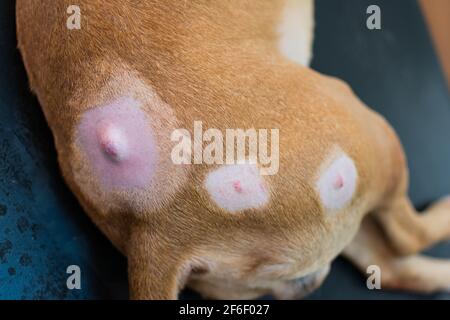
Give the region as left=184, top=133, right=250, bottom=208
left=127, top=226, right=190, bottom=300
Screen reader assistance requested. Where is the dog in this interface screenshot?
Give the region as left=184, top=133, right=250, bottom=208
left=16, top=0, right=450, bottom=299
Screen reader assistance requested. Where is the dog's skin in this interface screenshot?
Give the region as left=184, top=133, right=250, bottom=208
left=16, top=0, right=450, bottom=299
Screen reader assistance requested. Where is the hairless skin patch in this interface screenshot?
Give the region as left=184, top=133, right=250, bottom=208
left=316, top=153, right=357, bottom=210
left=277, top=0, right=314, bottom=66
left=77, top=97, right=158, bottom=190
left=205, top=164, right=270, bottom=213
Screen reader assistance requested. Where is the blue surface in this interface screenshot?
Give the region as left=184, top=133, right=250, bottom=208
left=0, top=0, right=127, bottom=299
left=1, top=0, right=450, bottom=299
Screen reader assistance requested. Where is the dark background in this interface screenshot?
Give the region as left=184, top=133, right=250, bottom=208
left=1, top=0, right=449, bottom=299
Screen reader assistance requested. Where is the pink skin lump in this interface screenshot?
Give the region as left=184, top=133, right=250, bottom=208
left=97, top=122, right=129, bottom=162
left=205, top=164, right=270, bottom=213
left=76, top=97, right=158, bottom=190
left=316, top=154, right=358, bottom=210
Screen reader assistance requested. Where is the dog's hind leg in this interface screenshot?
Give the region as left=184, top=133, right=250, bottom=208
left=373, top=195, right=450, bottom=256
left=343, top=216, right=450, bottom=294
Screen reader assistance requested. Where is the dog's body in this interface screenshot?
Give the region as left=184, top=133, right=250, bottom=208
left=16, top=0, right=450, bottom=299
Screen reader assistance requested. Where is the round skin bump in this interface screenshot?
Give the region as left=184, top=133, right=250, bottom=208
left=316, top=153, right=358, bottom=210
left=77, top=97, right=158, bottom=190
left=97, top=121, right=129, bottom=162
left=204, top=164, right=270, bottom=213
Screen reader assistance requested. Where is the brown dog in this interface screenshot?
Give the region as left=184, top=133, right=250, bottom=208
left=16, top=0, right=450, bottom=299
